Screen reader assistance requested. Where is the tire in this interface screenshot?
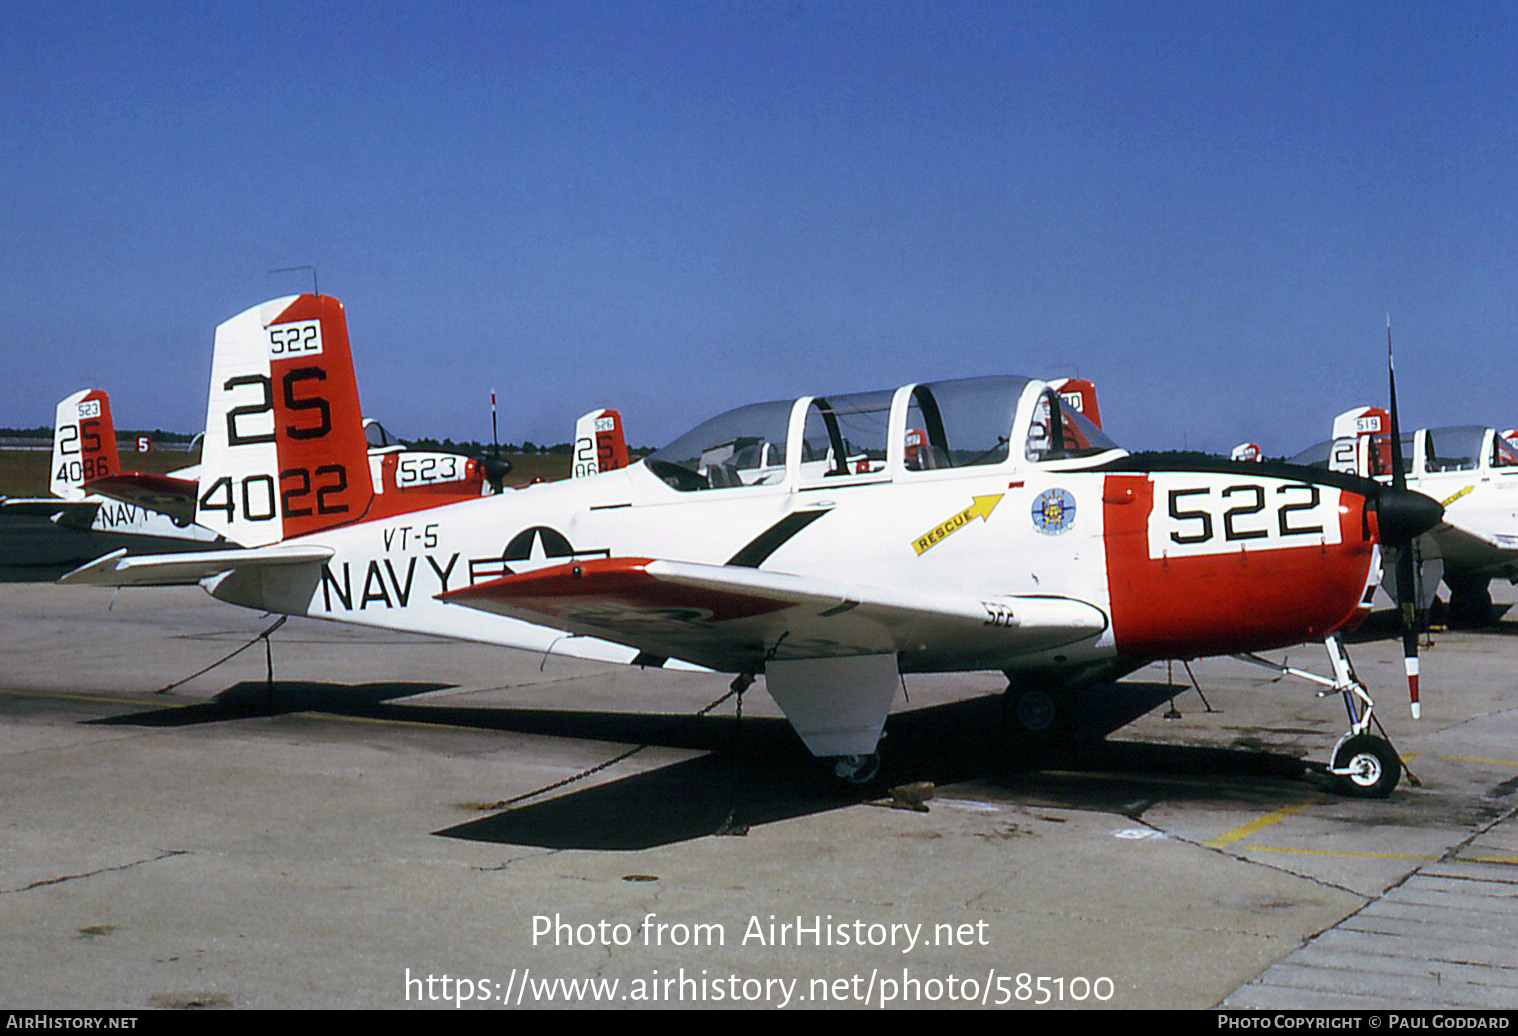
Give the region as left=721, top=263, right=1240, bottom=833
left=1448, top=580, right=1493, bottom=628
left=832, top=751, right=883, bottom=788
left=1009, top=686, right=1059, bottom=733
left=1332, top=734, right=1401, bottom=798
left=999, top=680, right=1079, bottom=772
left=1001, top=682, right=1077, bottom=742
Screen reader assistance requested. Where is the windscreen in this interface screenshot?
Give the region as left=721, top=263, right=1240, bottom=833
left=644, top=399, right=792, bottom=491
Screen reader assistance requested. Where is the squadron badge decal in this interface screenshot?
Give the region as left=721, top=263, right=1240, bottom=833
left=1031, top=488, right=1076, bottom=535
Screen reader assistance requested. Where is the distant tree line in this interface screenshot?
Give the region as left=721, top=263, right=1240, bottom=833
left=1127, top=448, right=1230, bottom=463
left=0, top=426, right=198, bottom=443
left=407, top=437, right=653, bottom=458
left=0, top=427, right=652, bottom=456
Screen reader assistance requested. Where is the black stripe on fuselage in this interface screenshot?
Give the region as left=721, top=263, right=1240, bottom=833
left=1092, top=452, right=1386, bottom=497
left=726, top=509, right=832, bottom=568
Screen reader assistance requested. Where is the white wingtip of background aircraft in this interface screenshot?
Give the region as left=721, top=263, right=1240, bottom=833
left=60, top=294, right=1443, bottom=797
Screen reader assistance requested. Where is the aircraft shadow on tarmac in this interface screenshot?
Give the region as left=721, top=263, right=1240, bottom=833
left=1346, top=604, right=1516, bottom=641
left=88, top=678, right=1328, bottom=851
left=85, top=681, right=456, bottom=725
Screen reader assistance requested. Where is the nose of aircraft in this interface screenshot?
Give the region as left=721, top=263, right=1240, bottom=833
left=1374, top=486, right=1443, bottom=544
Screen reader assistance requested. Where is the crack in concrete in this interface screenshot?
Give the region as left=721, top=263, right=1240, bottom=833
left=3, top=849, right=188, bottom=895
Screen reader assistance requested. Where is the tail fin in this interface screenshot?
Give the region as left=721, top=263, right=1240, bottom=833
left=196, top=295, right=373, bottom=546
left=571, top=408, right=629, bottom=478
left=1050, top=378, right=1102, bottom=429
left=51, top=389, right=121, bottom=500
left=1329, top=406, right=1393, bottom=478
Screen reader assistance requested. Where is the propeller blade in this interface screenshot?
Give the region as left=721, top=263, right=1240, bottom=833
left=1396, top=545, right=1421, bottom=719
left=1386, top=317, right=1421, bottom=718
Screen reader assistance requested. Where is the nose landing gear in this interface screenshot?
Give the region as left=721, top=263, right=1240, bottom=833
left=1235, top=634, right=1405, bottom=799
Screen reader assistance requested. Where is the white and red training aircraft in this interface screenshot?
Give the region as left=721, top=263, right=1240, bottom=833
left=571, top=408, right=629, bottom=479
left=64, top=294, right=1442, bottom=796
left=1300, top=404, right=1518, bottom=626
left=0, top=389, right=222, bottom=546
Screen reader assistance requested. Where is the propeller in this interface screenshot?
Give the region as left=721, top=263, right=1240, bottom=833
left=1384, top=318, right=1428, bottom=718
left=482, top=388, right=513, bottom=493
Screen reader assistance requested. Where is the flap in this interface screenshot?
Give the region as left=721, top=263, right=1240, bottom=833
left=439, top=557, right=1107, bottom=673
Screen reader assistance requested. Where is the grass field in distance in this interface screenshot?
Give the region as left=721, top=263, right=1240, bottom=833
left=0, top=449, right=571, bottom=499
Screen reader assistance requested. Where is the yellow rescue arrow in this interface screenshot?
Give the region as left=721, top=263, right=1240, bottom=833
left=912, top=494, right=1003, bottom=556
left=1440, top=485, right=1474, bottom=509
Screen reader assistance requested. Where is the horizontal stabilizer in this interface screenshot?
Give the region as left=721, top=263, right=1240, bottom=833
left=439, top=557, right=1107, bottom=673
left=84, top=472, right=199, bottom=525
left=61, top=544, right=334, bottom=588
left=0, top=497, right=102, bottom=529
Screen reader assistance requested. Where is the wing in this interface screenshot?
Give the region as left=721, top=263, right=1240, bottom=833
left=60, top=545, right=334, bottom=587
left=83, top=472, right=199, bottom=525
left=1427, top=520, right=1518, bottom=573
left=438, top=557, right=1108, bottom=672
left=0, top=497, right=101, bottom=530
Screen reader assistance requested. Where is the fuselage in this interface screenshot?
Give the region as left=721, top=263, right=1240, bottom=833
left=209, top=378, right=1383, bottom=677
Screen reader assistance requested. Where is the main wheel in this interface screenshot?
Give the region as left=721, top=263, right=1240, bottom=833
left=832, top=751, right=882, bottom=787
left=1008, top=686, right=1059, bottom=733
left=1331, top=734, right=1401, bottom=798
left=999, top=679, right=1078, bottom=772
left=1448, top=578, right=1493, bottom=628
left=1001, top=681, right=1077, bottom=742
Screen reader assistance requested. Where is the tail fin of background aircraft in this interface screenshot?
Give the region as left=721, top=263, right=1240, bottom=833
left=50, top=389, right=121, bottom=500
left=196, top=295, right=374, bottom=547
left=1329, top=406, right=1393, bottom=479
left=571, top=408, right=629, bottom=478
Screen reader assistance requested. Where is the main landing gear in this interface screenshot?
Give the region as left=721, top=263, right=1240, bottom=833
left=995, top=673, right=1082, bottom=774
left=1235, top=635, right=1402, bottom=798
left=1446, top=574, right=1494, bottom=628
left=833, top=751, right=883, bottom=786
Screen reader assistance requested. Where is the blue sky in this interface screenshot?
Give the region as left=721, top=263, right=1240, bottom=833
left=2, top=1, right=1514, bottom=453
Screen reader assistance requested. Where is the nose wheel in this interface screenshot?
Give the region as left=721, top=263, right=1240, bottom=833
left=1330, top=733, right=1401, bottom=798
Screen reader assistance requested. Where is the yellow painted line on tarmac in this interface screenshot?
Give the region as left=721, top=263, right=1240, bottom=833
left=1204, top=800, right=1317, bottom=849
left=0, top=688, right=167, bottom=709
left=1240, top=846, right=1440, bottom=861
left=1434, top=755, right=1518, bottom=769
left=298, top=711, right=490, bottom=734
